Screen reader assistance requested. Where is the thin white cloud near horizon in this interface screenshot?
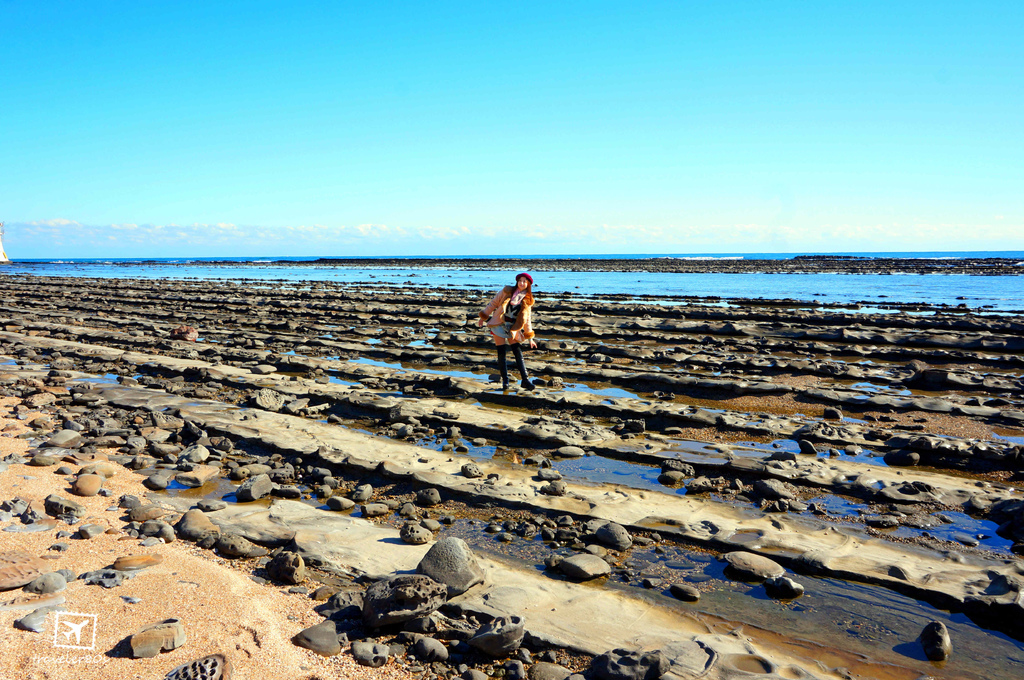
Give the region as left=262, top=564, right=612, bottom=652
left=3, top=217, right=1023, bottom=259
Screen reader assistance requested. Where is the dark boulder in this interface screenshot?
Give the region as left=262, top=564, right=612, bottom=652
left=417, top=537, right=484, bottom=596
left=362, top=575, right=447, bottom=628
left=468, top=616, right=525, bottom=657
left=920, top=620, right=952, bottom=661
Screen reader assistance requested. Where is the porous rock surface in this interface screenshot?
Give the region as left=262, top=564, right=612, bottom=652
left=362, top=574, right=448, bottom=628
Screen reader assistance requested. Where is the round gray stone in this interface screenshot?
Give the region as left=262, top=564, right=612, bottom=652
left=361, top=503, right=389, bottom=518
left=529, top=663, right=572, bottom=680
left=764, top=575, right=804, bottom=599
left=23, top=572, right=67, bottom=595
left=414, top=636, right=449, bottom=662
left=723, top=551, right=785, bottom=581
left=179, top=444, right=210, bottom=464
left=416, top=488, right=441, bottom=507
left=236, top=474, right=274, bottom=502
left=417, top=537, right=484, bottom=596
left=326, top=496, right=355, bottom=511
left=292, top=619, right=341, bottom=657
left=594, top=522, right=632, bottom=551
left=351, top=484, right=373, bottom=502
left=669, top=583, right=700, bottom=602
left=401, top=523, right=433, bottom=545
left=351, top=640, right=390, bottom=667
left=469, top=616, right=525, bottom=657
left=558, top=554, right=611, bottom=580
left=920, top=620, right=952, bottom=661
left=505, top=660, right=527, bottom=680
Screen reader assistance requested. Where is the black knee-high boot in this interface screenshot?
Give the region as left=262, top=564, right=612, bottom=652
left=511, top=343, right=534, bottom=390
left=497, top=345, right=509, bottom=389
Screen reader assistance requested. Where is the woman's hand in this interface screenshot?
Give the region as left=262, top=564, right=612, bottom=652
left=476, top=317, right=485, bottom=327
left=529, top=339, right=537, bottom=349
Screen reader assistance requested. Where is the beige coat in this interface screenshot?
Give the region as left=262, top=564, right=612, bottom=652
left=479, top=285, right=535, bottom=343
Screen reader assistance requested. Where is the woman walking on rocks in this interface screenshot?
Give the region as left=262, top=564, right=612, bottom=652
left=478, top=273, right=538, bottom=391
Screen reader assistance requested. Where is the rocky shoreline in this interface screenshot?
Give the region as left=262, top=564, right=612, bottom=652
left=2, top=273, right=1024, bottom=680
left=0, top=397, right=402, bottom=680
left=97, top=255, right=1024, bottom=276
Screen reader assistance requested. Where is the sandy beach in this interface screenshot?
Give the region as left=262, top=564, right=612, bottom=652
left=0, top=397, right=421, bottom=680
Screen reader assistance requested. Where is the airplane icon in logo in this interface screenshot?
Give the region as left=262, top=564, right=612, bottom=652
left=53, top=612, right=97, bottom=649
left=60, top=618, right=91, bottom=644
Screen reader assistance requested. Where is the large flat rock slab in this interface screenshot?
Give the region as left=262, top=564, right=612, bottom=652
left=156, top=498, right=901, bottom=680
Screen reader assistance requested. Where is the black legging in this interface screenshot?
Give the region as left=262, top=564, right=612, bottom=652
left=497, top=343, right=529, bottom=383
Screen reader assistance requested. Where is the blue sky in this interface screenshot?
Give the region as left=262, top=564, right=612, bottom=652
left=1, top=1, right=1022, bottom=258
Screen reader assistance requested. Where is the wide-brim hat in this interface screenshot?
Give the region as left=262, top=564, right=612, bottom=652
left=516, top=272, right=533, bottom=284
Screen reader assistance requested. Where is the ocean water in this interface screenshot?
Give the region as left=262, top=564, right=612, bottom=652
left=2, top=252, right=1023, bottom=312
